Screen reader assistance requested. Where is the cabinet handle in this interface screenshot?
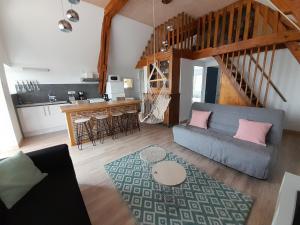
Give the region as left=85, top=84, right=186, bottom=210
left=48, top=106, right=51, bottom=116
left=43, top=106, right=47, bottom=116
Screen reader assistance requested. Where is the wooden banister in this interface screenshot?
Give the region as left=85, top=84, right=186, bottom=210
left=249, top=54, right=287, bottom=102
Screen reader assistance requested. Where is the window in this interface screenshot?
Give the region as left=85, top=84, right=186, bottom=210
left=192, top=66, right=204, bottom=103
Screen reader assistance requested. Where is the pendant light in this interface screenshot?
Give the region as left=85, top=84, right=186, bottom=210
left=66, top=9, right=79, bottom=22
left=68, top=0, right=80, bottom=4
left=58, top=19, right=73, bottom=32
left=166, top=25, right=174, bottom=32
left=58, top=0, right=73, bottom=32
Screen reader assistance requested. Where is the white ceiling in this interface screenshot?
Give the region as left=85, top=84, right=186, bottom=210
left=84, top=0, right=237, bottom=26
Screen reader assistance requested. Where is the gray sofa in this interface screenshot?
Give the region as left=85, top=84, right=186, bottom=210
left=173, top=103, right=284, bottom=179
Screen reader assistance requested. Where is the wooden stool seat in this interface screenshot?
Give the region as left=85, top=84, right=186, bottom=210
left=95, top=114, right=109, bottom=120
left=112, top=112, right=123, bottom=117
left=75, top=117, right=90, bottom=124
left=126, top=110, right=137, bottom=114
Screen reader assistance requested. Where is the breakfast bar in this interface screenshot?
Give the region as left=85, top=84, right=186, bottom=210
left=60, top=100, right=141, bottom=146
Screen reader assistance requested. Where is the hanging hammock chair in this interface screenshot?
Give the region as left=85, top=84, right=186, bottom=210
left=139, top=0, right=171, bottom=124
left=139, top=63, right=171, bottom=124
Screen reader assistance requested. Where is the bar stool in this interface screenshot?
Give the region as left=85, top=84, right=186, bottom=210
left=94, top=114, right=110, bottom=143
left=111, top=112, right=124, bottom=139
left=125, top=110, right=140, bottom=134
left=74, top=117, right=96, bottom=150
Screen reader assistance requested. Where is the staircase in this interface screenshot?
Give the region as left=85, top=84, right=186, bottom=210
left=216, top=44, right=287, bottom=107
left=136, top=0, right=300, bottom=107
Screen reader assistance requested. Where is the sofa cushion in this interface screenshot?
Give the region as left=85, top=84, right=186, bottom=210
left=189, top=110, right=211, bottom=129
left=5, top=170, right=90, bottom=225
left=173, top=125, right=274, bottom=179
left=0, top=151, right=47, bottom=209
left=234, top=119, right=272, bottom=146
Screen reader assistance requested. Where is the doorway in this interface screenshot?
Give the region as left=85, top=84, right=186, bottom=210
left=204, top=67, right=219, bottom=103
left=192, top=66, right=204, bottom=103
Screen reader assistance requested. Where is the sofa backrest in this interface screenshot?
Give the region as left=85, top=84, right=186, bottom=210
left=191, top=103, right=284, bottom=145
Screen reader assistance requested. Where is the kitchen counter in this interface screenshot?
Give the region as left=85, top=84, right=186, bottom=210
left=60, top=100, right=141, bottom=146
left=16, top=101, right=69, bottom=108
left=60, top=99, right=141, bottom=113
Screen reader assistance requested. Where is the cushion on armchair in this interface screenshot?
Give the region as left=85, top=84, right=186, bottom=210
left=0, top=151, right=47, bottom=209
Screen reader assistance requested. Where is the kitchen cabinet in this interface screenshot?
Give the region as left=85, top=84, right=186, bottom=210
left=17, top=104, right=67, bottom=137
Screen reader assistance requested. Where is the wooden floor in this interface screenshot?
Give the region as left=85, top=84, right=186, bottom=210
left=2, top=125, right=300, bottom=225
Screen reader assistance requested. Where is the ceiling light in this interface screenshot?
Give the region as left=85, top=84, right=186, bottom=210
left=67, top=9, right=79, bottom=22
left=58, top=19, right=73, bottom=32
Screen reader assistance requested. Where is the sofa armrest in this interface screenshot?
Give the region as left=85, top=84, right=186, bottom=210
left=27, top=144, right=74, bottom=174
left=0, top=199, right=7, bottom=225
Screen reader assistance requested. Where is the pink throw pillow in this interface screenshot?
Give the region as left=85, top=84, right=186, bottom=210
left=234, top=119, right=272, bottom=146
left=189, top=110, right=211, bottom=129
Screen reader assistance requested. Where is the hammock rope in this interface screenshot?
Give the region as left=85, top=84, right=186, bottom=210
left=139, top=0, right=171, bottom=124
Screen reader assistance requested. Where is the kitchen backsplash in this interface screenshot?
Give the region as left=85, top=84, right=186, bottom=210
left=11, top=83, right=100, bottom=105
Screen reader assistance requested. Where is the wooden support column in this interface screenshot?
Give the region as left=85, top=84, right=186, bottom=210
left=97, top=0, right=128, bottom=95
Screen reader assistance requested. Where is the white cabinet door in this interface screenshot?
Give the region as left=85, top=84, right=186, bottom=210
left=17, top=106, right=48, bottom=137
left=17, top=104, right=67, bottom=137
left=47, top=104, right=67, bottom=129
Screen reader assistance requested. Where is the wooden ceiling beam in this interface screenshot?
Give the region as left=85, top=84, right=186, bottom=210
left=97, top=0, right=128, bottom=95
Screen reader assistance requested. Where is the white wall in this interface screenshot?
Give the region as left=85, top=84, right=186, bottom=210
left=0, top=35, right=22, bottom=150
left=0, top=0, right=152, bottom=97
left=264, top=49, right=300, bottom=131
left=179, top=58, right=205, bottom=122
left=231, top=49, right=300, bottom=131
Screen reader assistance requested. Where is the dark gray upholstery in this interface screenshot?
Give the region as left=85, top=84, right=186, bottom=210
left=173, top=103, right=284, bottom=179
left=1, top=144, right=92, bottom=225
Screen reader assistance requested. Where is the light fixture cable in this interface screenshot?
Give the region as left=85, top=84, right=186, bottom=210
left=60, top=0, right=65, bottom=18
left=152, top=0, right=156, bottom=64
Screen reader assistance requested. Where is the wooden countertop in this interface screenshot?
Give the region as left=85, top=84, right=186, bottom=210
left=60, top=100, right=141, bottom=113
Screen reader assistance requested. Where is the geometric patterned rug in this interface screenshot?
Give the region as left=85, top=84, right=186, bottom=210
left=105, top=145, right=253, bottom=225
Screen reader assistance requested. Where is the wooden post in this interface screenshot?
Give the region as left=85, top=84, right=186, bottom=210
left=228, top=7, right=234, bottom=44
left=240, top=49, right=247, bottom=91
left=251, top=47, right=261, bottom=103
left=264, top=44, right=276, bottom=106
left=214, top=12, right=220, bottom=47
left=256, top=46, right=268, bottom=106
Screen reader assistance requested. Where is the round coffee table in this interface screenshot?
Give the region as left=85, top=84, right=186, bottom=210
left=152, top=161, right=186, bottom=186
left=152, top=161, right=186, bottom=205
left=140, top=146, right=166, bottom=163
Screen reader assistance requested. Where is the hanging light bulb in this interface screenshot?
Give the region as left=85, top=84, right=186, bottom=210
left=162, top=40, right=168, bottom=47
left=68, top=0, right=80, bottom=4
left=66, top=9, right=79, bottom=22
left=160, top=46, right=167, bottom=52
left=58, top=19, right=73, bottom=32
left=166, top=25, right=174, bottom=32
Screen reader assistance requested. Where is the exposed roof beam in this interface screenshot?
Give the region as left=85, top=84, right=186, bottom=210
left=97, top=0, right=128, bottom=95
